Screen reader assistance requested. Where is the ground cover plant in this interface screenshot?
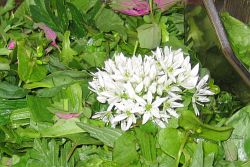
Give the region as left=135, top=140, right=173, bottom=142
left=0, top=0, right=250, bottom=166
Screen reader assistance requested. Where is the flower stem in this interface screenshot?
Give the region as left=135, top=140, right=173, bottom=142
left=133, top=41, right=139, bottom=55
left=175, top=131, right=190, bottom=167
left=149, top=0, right=155, bottom=23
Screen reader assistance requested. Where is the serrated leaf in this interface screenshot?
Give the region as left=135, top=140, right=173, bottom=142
left=67, top=2, right=86, bottom=38
left=30, top=0, right=68, bottom=32
left=76, top=123, right=123, bottom=147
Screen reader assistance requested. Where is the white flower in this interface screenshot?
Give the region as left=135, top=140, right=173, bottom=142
left=137, top=92, right=167, bottom=124
left=89, top=46, right=215, bottom=130
left=112, top=100, right=142, bottom=131
left=192, top=75, right=215, bottom=115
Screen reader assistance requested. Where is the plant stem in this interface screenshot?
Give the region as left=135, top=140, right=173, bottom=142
left=67, top=143, right=78, bottom=162
left=133, top=41, right=139, bottom=55
left=175, top=132, right=189, bottom=167
left=149, top=0, right=155, bottom=23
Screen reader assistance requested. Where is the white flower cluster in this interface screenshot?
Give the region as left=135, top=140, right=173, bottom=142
left=89, top=46, right=214, bottom=131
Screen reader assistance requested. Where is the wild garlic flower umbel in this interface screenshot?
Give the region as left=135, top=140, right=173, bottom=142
left=89, top=46, right=214, bottom=131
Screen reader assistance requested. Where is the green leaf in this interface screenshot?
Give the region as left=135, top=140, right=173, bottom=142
left=40, top=118, right=85, bottom=137
left=0, top=48, right=12, bottom=56
left=81, top=50, right=107, bottom=68
left=0, top=99, right=27, bottom=126
left=24, top=70, right=88, bottom=89
left=60, top=31, right=78, bottom=65
left=10, top=108, right=30, bottom=128
left=221, top=12, right=250, bottom=68
left=113, top=132, right=139, bottom=166
left=190, top=141, right=203, bottom=167
left=95, top=8, right=125, bottom=35
left=17, top=41, right=47, bottom=83
left=204, top=153, right=214, bottom=167
left=135, top=128, right=157, bottom=163
left=0, top=0, right=15, bottom=16
left=77, top=123, right=123, bottom=147
left=65, top=83, right=83, bottom=113
left=27, top=96, right=53, bottom=122
left=179, top=111, right=233, bottom=141
left=0, top=82, right=27, bottom=99
left=0, top=63, right=10, bottom=71
left=224, top=105, right=250, bottom=161
left=137, top=24, right=161, bottom=49
left=223, top=140, right=238, bottom=161
left=63, top=133, right=102, bottom=145
left=158, top=128, right=184, bottom=159
left=71, top=0, right=98, bottom=13
left=67, top=2, right=86, bottom=38
left=30, top=0, right=69, bottom=32
left=27, top=139, right=75, bottom=167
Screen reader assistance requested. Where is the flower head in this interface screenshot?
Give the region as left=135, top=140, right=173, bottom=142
left=8, top=40, right=15, bottom=50
left=110, top=0, right=150, bottom=16
left=109, top=0, right=180, bottom=16
left=154, top=0, right=180, bottom=12
left=89, top=46, right=214, bottom=130
left=37, top=23, right=58, bottom=48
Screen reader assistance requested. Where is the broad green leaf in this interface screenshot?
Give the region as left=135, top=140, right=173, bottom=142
left=71, top=0, right=98, bottom=13
left=137, top=23, right=161, bottom=49
left=77, top=123, right=123, bottom=147
left=60, top=31, right=78, bottom=65
left=65, top=83, right=82, bottom=113
left=27, top=96, right=53, bottom=122
left=17, top=41, right=47, bottom=83
left=0, top=63, right=10, bottom=70
left=223, top=140, right=237, bottom=161
left=95, top=8, right=126, bottom=36
left=179, top=111, right=233, bottom=141
left=40, top=118, right=85, bottom=137
left=204, top=153, right=214, bottom=167
left=64, top=133, right=102, bottom=145
left=10, top=108, right=30, bottom=128
left=113, top=132, right=139, bottom=166
left=24, top=70, right=88, bottom=89
left=0, top=99, right=27, bottom=125
left=81, top=51, right=107, bottom=68
left=190, top=141, right=203, bottom=167
left=158, top=127, right=184, bottom=159
left=0, top=82, right=27, bottom=99
left=16, top=127, right=40, bottom=139
left=158, top=153, right=176, bottom=167
left=224, top=105, right=250, bottom=161
left=0, top=48, right=11, bottom=55
left=135, top=128, right=157, bottom=163
left=221, top=12, right=250, bottom=68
